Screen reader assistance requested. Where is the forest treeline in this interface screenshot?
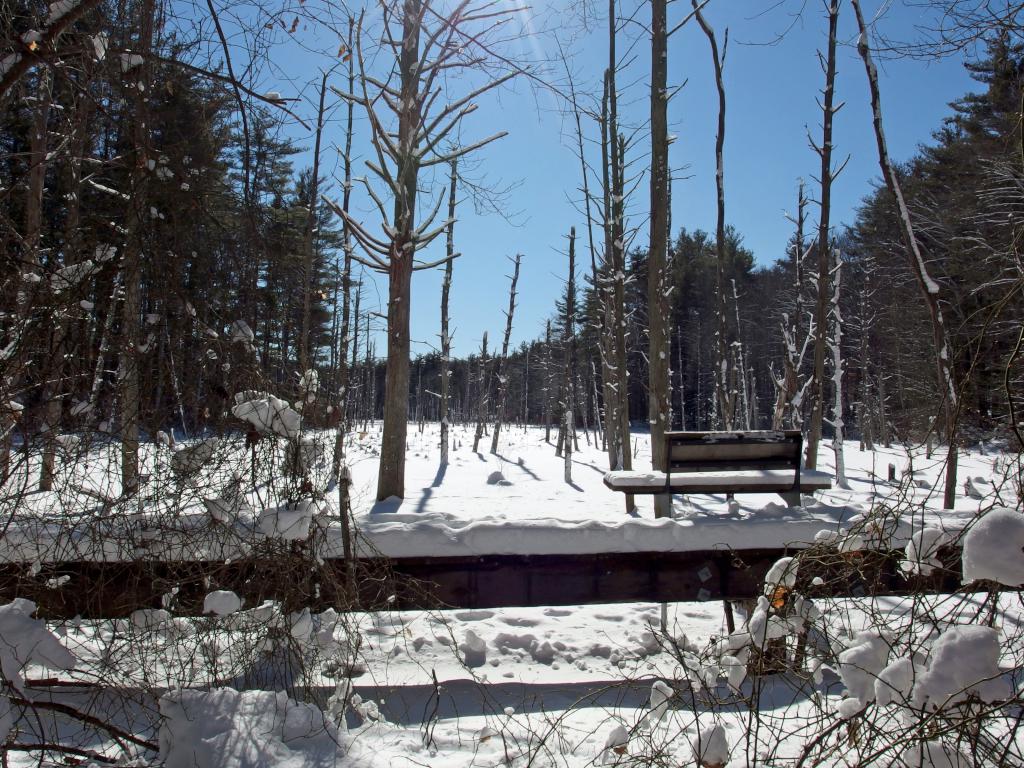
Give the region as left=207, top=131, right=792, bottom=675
left=1, top=1, right=1021, bottom=497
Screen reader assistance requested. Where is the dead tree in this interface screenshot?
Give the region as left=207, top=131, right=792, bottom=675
left=693, top=1, right=735, bottom=431
left=439, top=159, right=457, bottom=466
left=472, top=332, right=490, bottom=452
left=806, top=0, right=845, bottom=470
left=852, top=0, right=960, bottom=508
left=327, top=0, right=516, bottom=500
left=828, top=249, right=849, bottom=489
left=648, top=0, right=672, bottom=517
left=331, top=21, right=357, bottom=482
left=559, top=229, right=578, bottom=483
left=119, top=0, right=157, bottom=498
left=771, top=182, right=814, bottom=430
left=490, top=254, right=522, bottom=455
left=601, top=1, right=634, bottom=516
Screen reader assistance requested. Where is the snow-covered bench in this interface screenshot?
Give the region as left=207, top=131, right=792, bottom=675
left=604, top=430, right=832, bottom=507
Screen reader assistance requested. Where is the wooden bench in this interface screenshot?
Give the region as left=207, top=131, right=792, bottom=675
left=603, top=430, right=832, bottom=507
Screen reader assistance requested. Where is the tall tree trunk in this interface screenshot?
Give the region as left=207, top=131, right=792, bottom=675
left=376, top=0, right=423, bottom=501
left=490, top=254, right=522, bottom=455
left=562, top=228, right=577, bottom=484
left=694, top=2, right=734, bottom=431
left=829, top=249, right=849, bottom=489
left=332, top=23, right=356, bottom=481
left=852, top=0, right=959, bottom=508
left=649, top=0, right=671, bottom=517
left=440, top=159, right=457, bottom=466
left=300, top=71, right=330, bottom=374
left=805, top=0, right=840, bottom=471
left=120, top=0, right=156, bottom=498
left=473, top=332, right=489, bottom=452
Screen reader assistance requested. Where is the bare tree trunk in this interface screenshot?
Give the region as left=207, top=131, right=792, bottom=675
left=490, top=254, right=521, bottom=455
left=562, top=228, right=577, bottom=484
left=331, top=22, right=356, bottom=482
left=299, top=73, right=329, bottom=374
left=473, top=332, right=489, bottom=452
left=805, top=0, right=841, bottom=471
left=439, top=159, right=457, bottom=467
left=852, top=0, right=959, bottom=508
left=650, top=0, right=671, bottom=517
left=376, top=0, right=423, bottom=501
left=694, top=3, right=734, bottom=431
left=120, top=0, right=156, bottom=498
left=829, top=249, right=849, bottom=489
left=543, top=320, right=553, bottom=443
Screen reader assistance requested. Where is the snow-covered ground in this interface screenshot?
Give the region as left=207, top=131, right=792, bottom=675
left=2, top=424, right=1020, bottom=766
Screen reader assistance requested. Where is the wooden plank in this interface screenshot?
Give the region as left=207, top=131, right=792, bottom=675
left=0, top=546, right=963, bottom=618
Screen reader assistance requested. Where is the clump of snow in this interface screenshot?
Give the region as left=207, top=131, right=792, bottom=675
left=912, top=625, right=1009, bottom=709
left=874, top=657, right=914, bottom=706
left=232, top=392, right=301, bottom=440
left=299, top=369, right=319, bottom=402
left=902, top=740, right=972, bottom=768
left=902, top=526, right=949, bottom=576
left=170, top=437, right=220, bottom=477
left=120, top=52, right=144, bottom=71
left=230, top=319, right=255, bottom=345
left=203, top=590, right=242, bottom=616
left=689, top=723, right=730, bottom=767
left=836, top=697, right=862, bottom=719
left=837, top=631, right=890, bottom=704
left=259, top=498, right=317, bottom=541
left=647, top=679, right=672, bottom=723
left=459, top=629, right=487, bottom=667
left=0, top=598, right=76, bottom=691
left=158, top=687, right=339, bottom=768
left=601, top=723, right=629, bottom=763
left=763, top=556, right=797, bottom=594
left=962, top=507, right=1024, bottom=586
left=486, top=470, right=512, bottom=486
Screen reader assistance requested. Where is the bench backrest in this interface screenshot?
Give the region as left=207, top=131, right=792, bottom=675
left=665, top=430, right=803, bottom=474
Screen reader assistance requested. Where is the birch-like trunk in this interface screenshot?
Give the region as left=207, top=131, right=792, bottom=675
left=490, top=254, right=521, bottom=455
left=805, top=0, right=840, bottom=471
left=439, top=159, right=457, bottom=466
left=852, top=0, right=959, bottom=508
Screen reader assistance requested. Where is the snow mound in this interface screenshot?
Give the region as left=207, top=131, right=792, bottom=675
left=912, top=625, right=1009, bottom=709
left=232, top=392, right=301, bottom=440
left=0, top=599, right=76, bottom=691
left=260, top=499, right=318, bottom=541
left=837, top=631, right=889, bottom=704
left=902, top=526, right=949, bottom=576
left=158, top=687, right=340, bottom=768
left=962, top=507, right=1024, bottom=586
left=204, top=590, right=242, bottom=616
left=902, top=740, right=972, bottom=768
left=689, top=722, right=730, bottom=767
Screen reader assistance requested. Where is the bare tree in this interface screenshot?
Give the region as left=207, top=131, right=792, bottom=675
left=648, top=0, right=672, bottom=517
left=693, top=1, right=734, bottom=431
left=852, top=0, right=960, bottom=508
left=327, top=0, right=516, bottom=500
left=439, top=159, right=457, bottom=467
left=561, top=229, right=577, bottom=483
left=119, top=0, right=157, bottom=497
left=490, top=254, right=522, bottom=455
left=472, top=332, right=490, bottom=453
left=805, top=0, right=844, bottom=470
left=828, top=249, right=849, bottom=489
left=771, top=182, right=814, bottom=431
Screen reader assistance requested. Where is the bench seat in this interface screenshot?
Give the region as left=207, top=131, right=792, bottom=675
left=604, top=468, right=833, bottom=500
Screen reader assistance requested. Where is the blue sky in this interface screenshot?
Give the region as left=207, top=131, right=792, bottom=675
left=269, top=0, right=978, bottom=358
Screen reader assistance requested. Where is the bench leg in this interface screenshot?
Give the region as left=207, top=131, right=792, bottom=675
left=778, top=490, right=802, bottom=507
